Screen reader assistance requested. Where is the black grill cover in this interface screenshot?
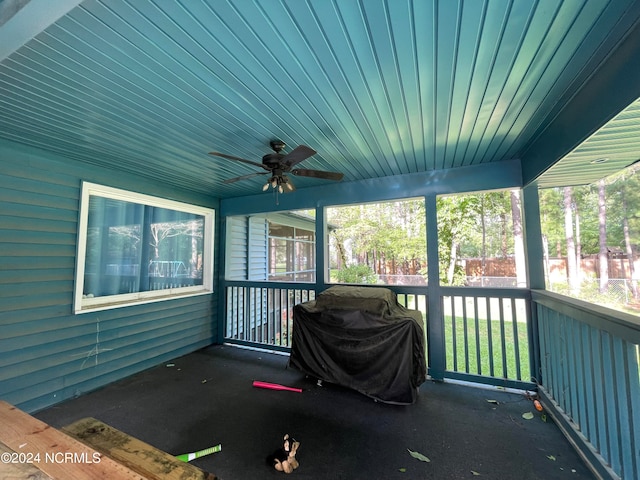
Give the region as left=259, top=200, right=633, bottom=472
left=289, top=286, right=427, bottom=404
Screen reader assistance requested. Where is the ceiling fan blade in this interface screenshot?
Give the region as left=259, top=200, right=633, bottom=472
left=291, top=168, right=344, bottom=181
left=209, top=151, right=269, bottom=170
left=282, top=145, right=316, bottom=167
left=223, top=171, right=269, bottom=184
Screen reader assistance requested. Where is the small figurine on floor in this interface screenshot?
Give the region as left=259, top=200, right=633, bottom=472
left=266, top=434, right=300, bottom=473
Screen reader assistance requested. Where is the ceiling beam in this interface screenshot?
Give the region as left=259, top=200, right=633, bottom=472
left=221, top=159, right=522, bottom=217
left=520, top=9, right=640, bottom=186
left=0, top=0, right=83, bottom=61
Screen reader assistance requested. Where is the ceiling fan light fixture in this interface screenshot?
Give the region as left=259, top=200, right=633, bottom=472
left=262, top=182, right=270, bottom=191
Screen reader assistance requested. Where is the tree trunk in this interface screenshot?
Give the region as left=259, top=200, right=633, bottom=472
left=447, top=241, right=458, bottom=285
left=332, top=231, right=347, bottom=267
left=574, top=202, right=582, bottom=283
left=510, top=190, right=526, bottom=287
left=598, top=179, right=608, bottom=293
left=542, top=233, right=550, bottom=286
left=563, top=187, right=578, bottom=294
left=500, top=212, right=508, bottom=258
left=621, top=189, right=639, bottom=299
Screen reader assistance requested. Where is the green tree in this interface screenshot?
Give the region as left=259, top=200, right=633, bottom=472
left=437, top=195, right=479, bottom=285
left=328, top=199, right=426, bottom=281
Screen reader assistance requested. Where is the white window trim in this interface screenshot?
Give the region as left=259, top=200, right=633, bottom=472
left=73, top=182, right=215, bottom=314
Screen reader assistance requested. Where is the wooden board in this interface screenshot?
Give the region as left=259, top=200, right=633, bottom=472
left=0, top=401, right=146, bottom=480
left=0, top=441, right=53, bottom=480
left=62, top=417, right=218, bottom=480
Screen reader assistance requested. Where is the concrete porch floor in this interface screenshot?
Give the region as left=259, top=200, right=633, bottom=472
left=35, top=345, right=595, bottom=480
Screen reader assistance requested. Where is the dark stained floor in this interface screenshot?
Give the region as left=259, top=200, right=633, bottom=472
left=35, top=345, right=595, bottom=480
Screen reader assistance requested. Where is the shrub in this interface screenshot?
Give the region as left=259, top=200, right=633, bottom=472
left=334, top=264, right=378, bottom=284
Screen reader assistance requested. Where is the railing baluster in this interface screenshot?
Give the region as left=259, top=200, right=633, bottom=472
left=462, top=296, right=469, bottom=374
left=275, top=288, right=281, bottom=345
left=473, top=296, right=481, bottom=376
left=614, top=338, right=634, bottom=477
left=509, top=297, right=520, bottom=380
left=580, top=323, right=594, bottom=443
left=451, top=296, right=457, bottom=372
left=236, top=286, right=241, bottom=340
left=593, top=324, right=607, bottom=459
left=498, top=298, right=507, bottom=378
left=574, top=320, right=586, bottom=433
left=486, top=297, right=494, bottom=377
left=603, top=332, right=620, bottom=472
left=566, top=317, right=579, bottom=421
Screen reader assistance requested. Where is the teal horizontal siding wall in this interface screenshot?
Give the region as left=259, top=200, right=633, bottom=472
left=0, top=140, right=219, bottom=413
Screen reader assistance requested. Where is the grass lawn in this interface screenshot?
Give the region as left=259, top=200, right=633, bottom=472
left=444, top=315, right=531, bottom=382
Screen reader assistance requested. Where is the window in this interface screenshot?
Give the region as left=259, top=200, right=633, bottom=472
left=268, top=222, right=315, bottom=282
left=437, top=190, right=526, bottom=287
left=225, top=210, right=316, bottom=282
left=326, top=199, right=427, bottom=286
left=74, top=182, right=215, bottom=313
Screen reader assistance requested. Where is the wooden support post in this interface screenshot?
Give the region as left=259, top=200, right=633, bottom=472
left=63, top=417, right=218, bottom=480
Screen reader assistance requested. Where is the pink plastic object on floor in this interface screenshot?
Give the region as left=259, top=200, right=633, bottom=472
left=252, top=380, right=302, bottom=393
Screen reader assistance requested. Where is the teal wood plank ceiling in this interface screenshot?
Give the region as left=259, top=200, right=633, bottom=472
left=1, top=0, right=640, bottom=197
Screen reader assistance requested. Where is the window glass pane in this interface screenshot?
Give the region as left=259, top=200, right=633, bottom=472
left=295, top=229, right=313, bottom=241
left=539, top=163, right=640, bottom=315
left=225, top=209, right=315, bottom=282
left=327, top=198, right=427, bottom=286
left=75, top=183, right=214, bottom=313
left=268, top=238, right=290, bottom=280
left=83, top=198, right=204, bottom=298
left=437, top=190, right=526, bottom=287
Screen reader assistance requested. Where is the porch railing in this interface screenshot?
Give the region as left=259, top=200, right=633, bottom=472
left=222, top=281, right=533, bottom=389
left=440, top=287, right=533, bottom=388
left=533, top=290, right=640, bottom=480
left=224, top=281, right=316, bottom=350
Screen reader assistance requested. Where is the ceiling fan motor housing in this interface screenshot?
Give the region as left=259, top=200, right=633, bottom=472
left=262, top=152, right=286, bottom=168
left=263, top=140, right=287, bottom=168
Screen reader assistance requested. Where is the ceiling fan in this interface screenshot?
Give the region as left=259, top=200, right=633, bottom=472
left=209, top=140, right=344, bottom=194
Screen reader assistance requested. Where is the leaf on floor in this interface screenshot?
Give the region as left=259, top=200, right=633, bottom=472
left=486, top=399, right=499, bottom=404
left=407, top=449, right=430, bottom=462
left=522, top=411, right=534, bottom=420
left=471, top=470, right=481, bottom=475
left=398, top=467, right=407, bottom=472
left=547, top=455, right=556, bottom=461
